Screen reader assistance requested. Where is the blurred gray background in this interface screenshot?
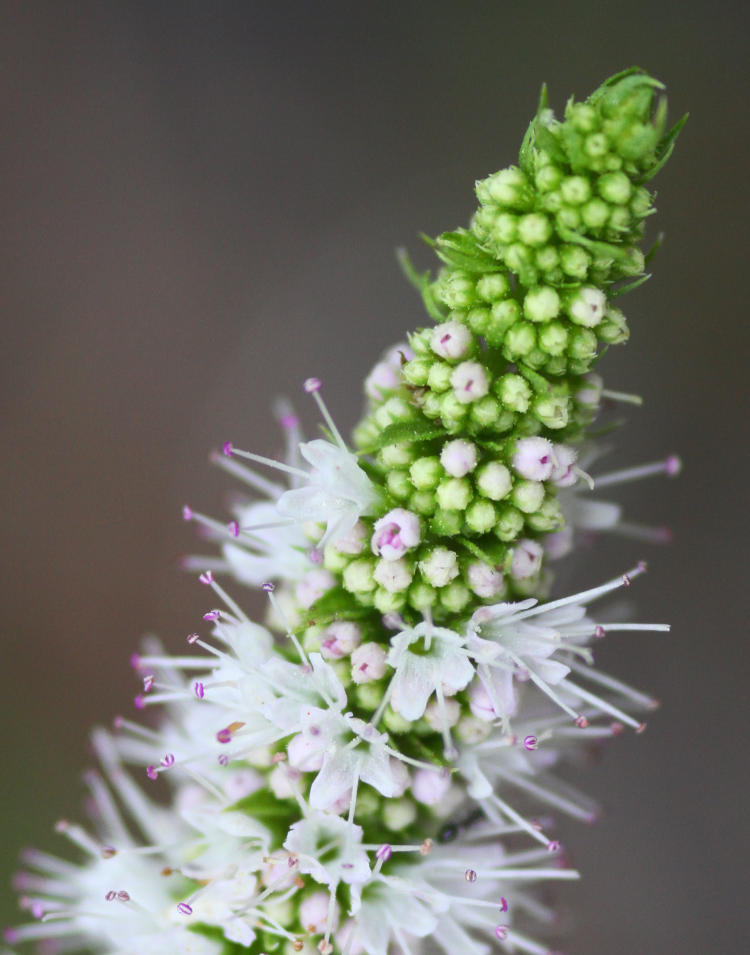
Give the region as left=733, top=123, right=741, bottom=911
left=2, top=2, right=748, bottom=952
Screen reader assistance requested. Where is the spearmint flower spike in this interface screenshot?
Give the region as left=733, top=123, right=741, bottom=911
left=10, top=69, right=683, bottom=954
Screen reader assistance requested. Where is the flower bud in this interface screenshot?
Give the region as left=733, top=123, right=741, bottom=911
left=524, top=286, right=560, bottom=323
left=301, top=892, right=338, bottom=935
left=440, top=581, right=471, bottom=613
left=560, top=175, right=592, bottom=205
left=371, top=508, right=421, bottom=560
left=410, top=455, right=441, bottom=490
left=320, top=621, right=362, bottom=660
left=342, top=558, right=376, bottom=594
left=478, top=166, right=533, bottom=209
left=436, top=477, right=472, bottom=512
left=419, top=547, right=459, bottom=587
left=426, top=361, right=453, bottom=392
left=510, top=539, right=544, bottom=579
left=550, top=444, right=577, bottom=486
left=476, top=272, right=510, bottom=302
left=430, top=321, right=473, bottom=360
left=350, top=642, right=387, bottom=684
left=476, top=461, right=512, bottom=500
left=517, top=213, right=552, bottom=247
left=512, top=480, right=545, bottom=513
left=424, top=697, right=460, bottom=730
left=567, top=286, right=606, bottom=327
left=495, top=373, right=531, bottom=413
left=440, top=439, right=477, bottom=477
left=450, top=361, right=490, bottom=404
left=467, top=561, right=505, bottom=599
left=412, top=767, right=452, bottom=805
left=465, top=499, right=496, bottom=534
left=533, top=394, right=569, bottom=429
left=373, top=558, right=413, bottom=593
left=597, top=170, right=632, bottom=204
left=512, top=436, right=555, bottom=481
left=296, top=570, right=336, bottom=609
left=382, top=798, right=417, bottom=831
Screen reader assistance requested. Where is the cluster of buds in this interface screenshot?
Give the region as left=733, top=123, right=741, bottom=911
left=7, top=69, right=684, bottom=955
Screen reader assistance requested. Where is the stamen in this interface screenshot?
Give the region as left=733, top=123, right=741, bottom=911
left=593, top=454, right=681, bottom=488
left=304, top=378, right=347, bottom=451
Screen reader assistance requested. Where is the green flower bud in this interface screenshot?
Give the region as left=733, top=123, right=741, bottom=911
left=598, top=171, right=632, bottom=205
left=379, top=442, right=416, bottom=468
left=619, top=246, right=645, bottom=276
left=534, top=164, right=562, bottom=192
left=421, top=391, right=443, bottom=419
left=455, top=715, right=493, bottom=744
left=409, top=580, right=438, bottom=611
left=512, top=479, right=545, bottom=514
left=430, top=508, right=463, bottom=536
left=555, top=206, right=581, bottom=230
left=373, top=587, right=407, bottom=613
left=386, top=468, right=412, bottom=500
left=504, top=242, right=537, bottom=283
left=410, top=456, right=442, bottom=490
left=504, top=321, right=537, bottom=358
left=465, top=498, right=497, bottom=534
left=409, top=489, right=436, bottom=515
left=374, top=396, right=413, bottom=428
left=466, top=307, right=490, bottom=335
left=426, top=361, right=453, bottom=393
left=534, top=393, right=570, bottom=429
left=518, top=213, right=552, bottom=247
left=568, top=326, right=598, bottom=361
left=419, top=546, right=459, bottom=587
left=476, top=272, right=510, bottom=302
left=478, top=166, right=533, bottom=210
left=569, top=102, right=597, bottom=132
left=383, top=798, right=417, bottom=830
left=535, top=245, right=560, bottom=274
left=373, top=558, right=413, bottom=593
left=608, top=206, right=632, bottom=233
left=436, top=477, right=472, bottom=511
left=356, top=682, right=385, bottom=710
left=494, top=504, right=524, bottom=541
left=486, top=299, right=521, bottom=346
left=581, top=197, right=610, bottom=229
left=469, top=395, right=501, bottom=429
left=439, top=391, right=470, bottom=424
left=402, top=358, right=431, bottom=387
left=435, top=270, right=475, bottom=309
left=598, top=306, right=629, bottom=344
left=496, top=373, right=531, bottom=412
left=488, top=212, right=518, bottom=244
left=440, top=581, right=471, bottom=613
left=354, top=788, right=380, bottom=819
left=559, top=244, right=591, bottom=279
left=383, top=708, right=412, bottom=735
left=538, top=321, right=569, bottom=356
left=560, top=175, right=592, bottom=205
left=342, top=557, right=377, bottom=594
left=566, top=286, right=606, bottom=327
left=476, top=461, right=512, bottom=500
left=544, top=355, right=568, bottom=376
left=302, top=625, right=323, bottom=653
left=630, top=185, right=652, bottom=217
left=526, top=496, right=564, bottom=532
left=323, top=545, right=350, bottom=573
left=584, top=131, right=609, bottom=159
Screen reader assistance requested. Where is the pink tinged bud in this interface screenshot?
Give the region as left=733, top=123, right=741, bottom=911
left=440, top=438, right=478, bottom=477
left=300, top=891, right=336, bottom=934
left=523, top=735, right=538, bottom=751
left=550, top=444, right=578, bottom=486
left=468, top=681, right=497, bottom=722
left=494, top=925, right=509, bottom=941
left=194, top=681, right=205, bottom=699
left=412, top=767, right=451, bottom=806
left=350, top=642, right=387, bottom=684
left=303, top=377, right=322, bottom=393
left=373, top=557, right=413, bottom=593
left=510, top=539, right=543, bottom=580
left=320, top=621, right=362, bottom=660
left=182, top=505, right=193, bottom=521
left=177, top=902, right=193, bottom=916
left=450, top=361, right=489, bottom=403
left=430, top=320, right=472, bottom=360
left=371, top=508, right=421, bottom=560
left=287, top=733, right=325, bottom=772
left=544, top=527, right=574, bottom=560
left=146, top=765, right=158, bottom=780
left=365, top=360, right=401, bottom=399
left=376, top=843, right=393, bottom=862
left=296, top=569, right=336, bottom=608
left=513, top=437, right=555, bottom=481
left=467, top=561, right=505, bottom=599
left=222, top=441, right=234, bottom=457
left=465, top=868, right=478, bottom=882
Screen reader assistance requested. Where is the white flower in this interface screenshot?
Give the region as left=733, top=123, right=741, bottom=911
left=283, top=813, right=370, bottom=886
left=386, top=620, right=474, bottom=721
left=277, top=439, right=380, bottom=546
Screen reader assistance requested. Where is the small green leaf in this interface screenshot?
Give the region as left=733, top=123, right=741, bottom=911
left=638, top=111, right=689, bottom=184
left=360, top=419, right=448, bottom=454
left=299, top=586, right=374, bottom=628
left=610, top=273, right=651, bottom=298
left=396, top=247, right=446, bottom=321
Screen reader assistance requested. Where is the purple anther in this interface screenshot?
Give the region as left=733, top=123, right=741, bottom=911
left=498, top=897, right=508, bottom=912
left=113, top=715, right=124, bottom=730
left=636, top=722, right=648, bottom=734
left=222, top=441, right=234, bottom=457
left=177, top=902, right=193, bottom=916
left=375, top=844, right=392, bottom=862
left=182, top=505, right=193, bottom=521
left=30, top=901, right=44, bottom=919
left=101, top=846, right=117, bottom=859
left=308, top=547, right=322, bottom=564
left=464, top=868, right=478, bottom=883
left=194, top=681, right=205, bottom=699
left=186, top=632, right=200, bottom=644
left=134, top=694, right=145, bottom=710
left=523, top=735, right=538, bottom=751
left=280, top=413, right=299, bottom=430
left=494, top=925, right=509, bottom=941
left=130, top=653, right=141, bottom=670
left=303, top=377, right=322, bottom=393
left=105, top=890, right=117, bottom=901
left=203, top=610, right=221, bottom=622
left=161, top=754, right=175, bottom=768
left=228, top=520, right=239, bottom=538
left=665, top=454, right=681, bottom=476
left=622, top=573, right=631, bottom=587
left=637, top=559, right=648, bottom=572
left=216, top=728, right=232, bottom=744
left=261, top=581, right=275, bottom=593
left=116, top=891, right=130, bottom=902
left=54, top=820, right=70, bottom=833
left=146, top=765, right=158, bottom=781
left=547, top=840, right=560, bottom=854
left=575, top=715, right=589, bottom=729
left=218, top=754, right=229, bottom=766
left=199, top=571, right=214, bottom=585
left=142, top=674, right=154, bottom=692
left=594, top=625, right=606, bottom=639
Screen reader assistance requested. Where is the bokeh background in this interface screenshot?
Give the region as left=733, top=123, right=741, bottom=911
left=2, top=2, right=748, bottom=952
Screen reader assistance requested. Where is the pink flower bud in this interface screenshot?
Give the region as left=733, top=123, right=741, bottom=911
left=513, top=437, right=555, bottom=481
left=350, top=642, right=387, bottom=684
left=295, top=569, right=336, bottom=608
left=440, top=439, right=478, bottom=477
left=467, top=561, right=505, bottom=599
left=510, top=539, right=543, bottom=580
left=412, top=767, right=452, bottom=805
left=550, top=444, right=578, bottom=486
left=371, top=508, right=421, bottom=560
left=320, top=621, right=362, bottom=659
left=430, top=321, right=472, bottom=360
left=300, top=891, right=338, bottom=934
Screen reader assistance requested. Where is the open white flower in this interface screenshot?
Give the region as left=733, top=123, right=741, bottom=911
left=386, top=620, right=474, bottom=722
left=283, top=812, right=370, bottom=887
